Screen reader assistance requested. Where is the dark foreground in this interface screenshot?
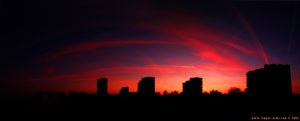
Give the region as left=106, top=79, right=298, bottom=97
left=1, top=95, right=299, bottom=121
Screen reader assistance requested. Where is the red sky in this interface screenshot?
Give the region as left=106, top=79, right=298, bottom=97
left=27, top=18, right=273, bottom=95
left=2, top=1, right=299, bottom=96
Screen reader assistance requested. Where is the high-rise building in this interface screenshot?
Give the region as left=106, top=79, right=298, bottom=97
left=246, top=64, right=292, bottom=96
left=120, top=87, right=129, bottom=96
left=182, top=77, right=203, bottom=96
left=138, top=77, right=155, bottom=96
left=97, top=78, right=108, bottom=96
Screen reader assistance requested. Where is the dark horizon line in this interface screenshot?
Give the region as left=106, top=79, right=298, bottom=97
left=1, top=64, right=296, bottom=97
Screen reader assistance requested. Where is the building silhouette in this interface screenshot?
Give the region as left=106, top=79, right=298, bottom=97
left=138, top=77, right=155, bottom=96
left=246, top=64, right=292, bottom=96
left=182, top=77, right=203, bottom=96
left=97, top=78, right=108, bottom=96
left=120, top=87, right=129, bottom=96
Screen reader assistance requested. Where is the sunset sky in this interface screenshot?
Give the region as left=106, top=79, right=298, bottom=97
left=1, top=0, right=300, bottom=96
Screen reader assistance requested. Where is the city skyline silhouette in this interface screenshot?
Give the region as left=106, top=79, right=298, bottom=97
left=30, top=64, right=294, bottom=97
left=1, top=1, right=300, bottom=120
left=91, top=64, right=293, bottom=97
left=2, top=0, right=300, bottom=97
left=2, top=63, right=298, bottom=121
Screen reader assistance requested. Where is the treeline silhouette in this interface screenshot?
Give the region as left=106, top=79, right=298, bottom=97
left=32, top=64, right=293, bottom=100
left=1, top=64, right=299, bottom=121
left=78, top=64, right=293, bottom=97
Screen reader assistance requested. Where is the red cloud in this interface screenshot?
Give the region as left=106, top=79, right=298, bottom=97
left=50, top=40, right=174, bottom=58
left=236, top=13, right=270, bottom=64
left=32, top=10, right=274, bottom=94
